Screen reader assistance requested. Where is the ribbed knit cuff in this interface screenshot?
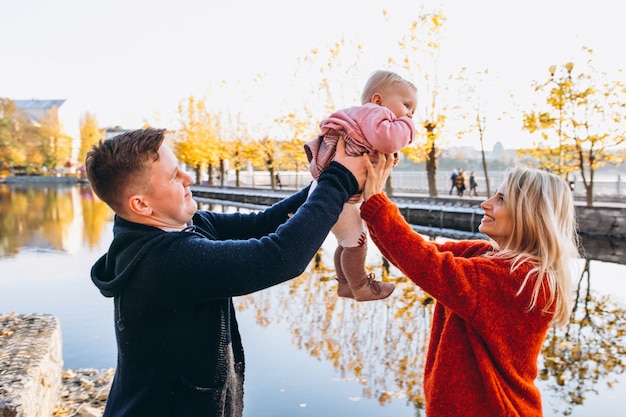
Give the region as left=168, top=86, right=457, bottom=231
left=360, top=193, right=389, bottom=222
left=318, top=161, right=359, bottom=197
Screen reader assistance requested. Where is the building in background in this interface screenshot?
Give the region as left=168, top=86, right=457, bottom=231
left=13, top=99, right=66, bottom=126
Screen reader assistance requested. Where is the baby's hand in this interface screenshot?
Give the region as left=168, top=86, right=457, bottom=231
left=367, top=151, right=398, bottom=168
left=367, top=152, right=379, bottom=168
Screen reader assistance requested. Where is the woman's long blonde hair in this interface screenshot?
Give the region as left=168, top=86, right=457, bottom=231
left=489, top=167, right=579, bottom=326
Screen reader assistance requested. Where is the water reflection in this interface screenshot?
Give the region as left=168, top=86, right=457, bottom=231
left=235, top=249, right=626, bottom=416
left=540, top=258, right=626, bottom=415
left=236, top=253, right=428, bottom=413
left=0, top=184, right=113, bottom=258
left=577, top=234, right=624, bottom=266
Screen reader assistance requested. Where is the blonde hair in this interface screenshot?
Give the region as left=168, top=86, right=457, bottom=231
left=489, top=167, right=579, bottom=327
left=360, top=70, right=417, bottom=105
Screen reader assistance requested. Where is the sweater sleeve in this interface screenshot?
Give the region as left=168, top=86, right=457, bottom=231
left=360, top=106, right=414, bottom=154
left=361, top=193, right=483, bottom=319
left=145, top=162, right=358, bottom=307
left=320, top=105, right=414, bottom=155
left=193, top=185, right=310, bottom=240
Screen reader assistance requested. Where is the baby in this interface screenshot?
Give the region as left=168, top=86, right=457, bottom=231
left=305, top=70, right=417, bottom=301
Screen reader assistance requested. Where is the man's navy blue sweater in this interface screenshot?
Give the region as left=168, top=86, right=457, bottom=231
left=91, top=162, right=358, bottom=417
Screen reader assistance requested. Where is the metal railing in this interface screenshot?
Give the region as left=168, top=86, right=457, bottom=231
left=202, top=170, right=625, bottom=200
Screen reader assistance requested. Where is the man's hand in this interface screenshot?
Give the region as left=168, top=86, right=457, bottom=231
left=363, top=151, right=394, bottom=201
left=332, top=139, right=367, bottom=191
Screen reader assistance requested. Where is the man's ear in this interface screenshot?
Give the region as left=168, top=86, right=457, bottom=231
left=128, top=194, right=152, bottom=217
left=371, top=93, right=383, bottom=106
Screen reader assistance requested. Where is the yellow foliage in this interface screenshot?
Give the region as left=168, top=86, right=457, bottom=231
left=176, top=95, right=221, bottom=169
left=522, top=54, right=626, bottom=197
left=79, top=112, right=104, bottom=165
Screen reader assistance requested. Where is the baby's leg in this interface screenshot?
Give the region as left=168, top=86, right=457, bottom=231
left=341, top=238, right=394, bottom=301
left=333, top=204, right=394, bottom=301
left=334, top=245, right=354, bottom=298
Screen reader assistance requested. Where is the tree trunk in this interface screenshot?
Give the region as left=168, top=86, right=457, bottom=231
left=585, top=182, right=594, bottom=207
left=269, top=168, right=276, bottom=189
left=219, top=159, right=225, bottom=187
left=480, top=146, right=490, bottom=197
left=426, top=141, right=438, bottom=197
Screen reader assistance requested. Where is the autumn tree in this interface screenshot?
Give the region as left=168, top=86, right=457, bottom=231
left=39, top=106, right=73, bottom=170
left=9, top=103, right=47, bottom=172
left=297, top=11, right=449, bottom=197
left=259, top=136, right=280, bottom=189
left=244, top=135, right=281, bottom=189
left=391, top=11, right=448, bottom=197
left=522, top=48, right=626, bottom=206
left=78, top=112, right=104, bottom=166
left=0, top=99, right=51, bottom=172
left=278, top=10, right=450, bottom=196
left=228, top=136, right=250, bottom=187
left=456, top=68, right=492, bottom=196
left=219, top=114, right=251, bottom=188
left=176, top=95, right=219, bottom=185
left=211, top=115, right=228, bottom=187
left=0, top=99, right=21, bottom=170
left=299, top=39, right=363, bottom=118
left=276, top=111, right=315, bottom=188
left=278, top=139, right=309, bottom=188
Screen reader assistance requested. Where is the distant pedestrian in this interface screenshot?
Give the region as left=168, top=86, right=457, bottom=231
left=275, top=173, right=282, bottom=189
left=456, top=169, right=466, bottom=197
left=469, top=171, right=478, bottom=197
left=567, top=174, right=575, bottom=192
left=449, top=169, right=458, bottom=195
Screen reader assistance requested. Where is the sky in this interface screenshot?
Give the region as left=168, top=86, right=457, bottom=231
left=2, top=0, right=625, bottom=150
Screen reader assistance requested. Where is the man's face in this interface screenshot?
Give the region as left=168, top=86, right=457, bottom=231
left=142, top=144, right=197, bottom=229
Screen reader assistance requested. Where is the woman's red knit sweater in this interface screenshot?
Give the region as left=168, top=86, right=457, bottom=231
left=361, top=193, right=553, bottom=417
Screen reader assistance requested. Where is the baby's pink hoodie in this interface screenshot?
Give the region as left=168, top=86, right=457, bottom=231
left=305, top=103, right=415, bottom=179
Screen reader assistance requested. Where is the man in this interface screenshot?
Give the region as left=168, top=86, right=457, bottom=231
left=449, top=168, right=458, bottom=195
left=85, top=128, right=366, bottom=417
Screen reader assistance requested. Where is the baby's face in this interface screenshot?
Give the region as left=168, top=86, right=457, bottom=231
left=379, top=83, right=417, bottom=119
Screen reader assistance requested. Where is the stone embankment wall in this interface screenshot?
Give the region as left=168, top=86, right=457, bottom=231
left=0, top=313, right=62, bottom=416
left=0, top=313, right=112, bottom=417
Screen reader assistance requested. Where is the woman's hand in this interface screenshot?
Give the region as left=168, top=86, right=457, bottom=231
left=363, top=152, right=394, bottom=202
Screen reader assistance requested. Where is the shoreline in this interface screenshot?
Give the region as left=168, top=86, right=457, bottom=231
left=0, top=175, right=88, bottom=185
left=55, top=368, right=113, bottom=417
left=2, top=174, right=623, bottom=204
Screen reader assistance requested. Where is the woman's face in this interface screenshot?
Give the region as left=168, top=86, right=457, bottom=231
left=479, top=180, right=513, bottom=246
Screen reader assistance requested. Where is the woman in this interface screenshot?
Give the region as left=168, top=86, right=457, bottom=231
left=360, top=154, right=579, bottom=417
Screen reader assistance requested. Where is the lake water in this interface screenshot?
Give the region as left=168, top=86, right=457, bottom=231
left=0, top=183, right=625, bottom=416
